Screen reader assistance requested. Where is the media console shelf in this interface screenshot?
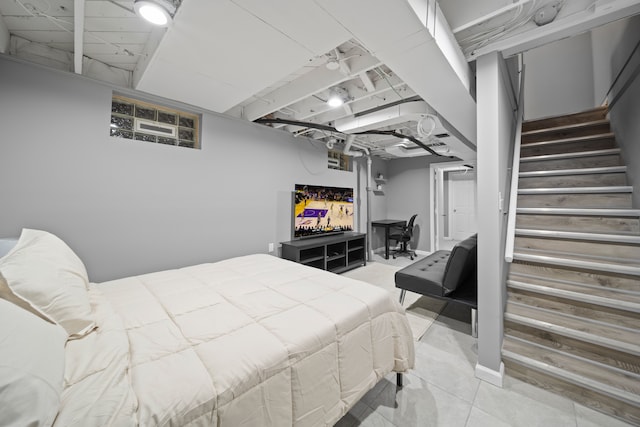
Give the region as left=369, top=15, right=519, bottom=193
left=281, top=232, right=366, bottom=274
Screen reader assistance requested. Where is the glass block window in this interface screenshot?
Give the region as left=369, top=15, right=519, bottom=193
left=328, top=150, right=351, bottom=171
left=110, top=94, right=200, bottom=149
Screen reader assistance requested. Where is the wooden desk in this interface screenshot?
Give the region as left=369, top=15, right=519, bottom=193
left=372, top=219, right=406, bottom=259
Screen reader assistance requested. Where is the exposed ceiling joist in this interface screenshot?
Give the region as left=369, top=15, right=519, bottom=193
left=466, top=0, right=640, bottom=59
left=237, top=51, right=382, bottom=121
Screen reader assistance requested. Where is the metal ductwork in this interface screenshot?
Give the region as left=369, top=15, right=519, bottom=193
left=316, top=0, right=477, bottom=160
left=334, top=101, right=435, bottom=134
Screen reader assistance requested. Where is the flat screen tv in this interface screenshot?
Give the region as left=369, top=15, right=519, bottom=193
left=293, top=184, right=354, bottom=239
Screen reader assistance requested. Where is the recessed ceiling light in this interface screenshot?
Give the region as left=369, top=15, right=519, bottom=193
left=134, top=0, right=175, bottom=26
left=327, top=87, right=349, bottom=108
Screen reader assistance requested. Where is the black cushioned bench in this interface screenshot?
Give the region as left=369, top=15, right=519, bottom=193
left=395, top=234, right=478, bottom=336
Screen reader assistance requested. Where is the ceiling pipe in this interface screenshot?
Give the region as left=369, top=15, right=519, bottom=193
left=343, top=134, right=365, bottom=157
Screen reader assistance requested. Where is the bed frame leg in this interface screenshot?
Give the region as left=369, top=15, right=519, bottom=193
left=396, top=372, right=404, bottom=388
left=399, top=289, right=406, bottom=305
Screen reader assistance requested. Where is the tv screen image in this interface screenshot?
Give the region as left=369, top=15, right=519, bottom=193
left=294, top=184, right=354, bottom=238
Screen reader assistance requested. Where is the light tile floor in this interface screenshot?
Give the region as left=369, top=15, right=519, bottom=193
left=334, top=252, right=634, bottom=427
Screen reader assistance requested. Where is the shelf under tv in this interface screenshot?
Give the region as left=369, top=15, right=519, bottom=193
left=280, top=232, right=366, bottom=273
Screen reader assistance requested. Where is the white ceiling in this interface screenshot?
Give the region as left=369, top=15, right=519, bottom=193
left=2, top=0, right=639, bottom=160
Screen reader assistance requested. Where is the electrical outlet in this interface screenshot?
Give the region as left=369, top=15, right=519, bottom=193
left=268, top=243, right=274, bottom=252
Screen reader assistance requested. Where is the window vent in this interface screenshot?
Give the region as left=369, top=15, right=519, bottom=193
left=110, top=94, right=200, bottom=149
left=135, top=118, right=177, bottom=137
left=328, top=150, right=351, bottom=171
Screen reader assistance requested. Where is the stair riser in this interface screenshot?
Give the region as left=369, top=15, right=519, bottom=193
left=505, top=323, right=640, bottom=375
left=517, top=193, right=632, bottom=209
left=507, top=290, right=640, bottom=329
left=504, top=361, right=640, bottom=424
left=521, top=138, right=616, bottom=157
left=519, top=173, right=627, bottom=189
left=522, top=123, right=611, bottom=144
left=522, top=108, right=608, bottom=132
left=519, top=154, right=622, bottom=172
left=509, top=262, right=640, bottom=292
left=514, top=236, right=640, bottom=262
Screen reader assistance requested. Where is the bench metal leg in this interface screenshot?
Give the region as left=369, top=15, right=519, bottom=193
left=396, top=372, right=403, bottom=388
left=471, top=308, right=478, bottom=338
left=399, top=289, right=406, bottom=305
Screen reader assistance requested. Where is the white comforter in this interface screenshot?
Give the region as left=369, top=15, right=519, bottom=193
left=55, top=254, right=415, bottom=426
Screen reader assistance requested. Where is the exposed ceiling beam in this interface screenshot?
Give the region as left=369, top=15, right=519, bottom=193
left=358, top=71, right=375, bottom=92
left=290, top=72, right=410, bottom=122
left=468, top=0, right=640, bottom=60
left=74, top=0, right=85, bottom=74
left=237, top=52, right=382, bottom=121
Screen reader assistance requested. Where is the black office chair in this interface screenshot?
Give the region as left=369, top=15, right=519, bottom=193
left=389, top=214, right=418, bottom=260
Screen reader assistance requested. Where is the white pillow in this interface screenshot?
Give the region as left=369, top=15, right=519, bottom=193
left=0, top=298, right=68, bottom=427
left=0, top=229, right=95, bottom=338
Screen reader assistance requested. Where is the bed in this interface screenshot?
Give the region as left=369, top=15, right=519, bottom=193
left=0, top=229, right=415, bottom=426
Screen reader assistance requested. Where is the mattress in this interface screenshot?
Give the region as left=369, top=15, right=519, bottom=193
left=56, top=254, right=415, bottom=426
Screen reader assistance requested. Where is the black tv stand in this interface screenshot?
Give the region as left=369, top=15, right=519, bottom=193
left=280, top=232, right=366, bottom=274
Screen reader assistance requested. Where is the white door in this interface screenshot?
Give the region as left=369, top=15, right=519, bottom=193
left=448, top=171, right=477, bottom=241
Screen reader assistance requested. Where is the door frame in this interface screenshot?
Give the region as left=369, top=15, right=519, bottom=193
left=429, top=160, right=477, bottom=251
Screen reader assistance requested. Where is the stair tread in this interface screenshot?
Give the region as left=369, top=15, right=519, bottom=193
left=509, top=262, right=640, bottom=293
left=505, top=301, right=640, bottom=356
left=519, top=166, right=626, bottom=177
left=522, top=107, right=609, bottom=132
left=515, top=228, right=640, bottom=244
left=519, top=186, right=632, bottom=194
left=521, top=119, right=610, bottom=136
left=520, top=148, right=621, bottom=162
left=502, top=337, right=640, bottom=404
left=515, top=247, right=640, bottom=265
left=512, top=251, right=640, bottom=276
left=507, top=278, right=640, bottom=312
left=521, top=132, right=615, bottom=147
left=516, top=208, right=640, bottom=217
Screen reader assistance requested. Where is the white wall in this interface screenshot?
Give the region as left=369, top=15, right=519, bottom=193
left=523, top=32, right=595, bottom=119
left=0, top=56, right=366, bottom=282
left=591, top=19, right=628, bottom=105
left=606, top=14, right=640, bottom=208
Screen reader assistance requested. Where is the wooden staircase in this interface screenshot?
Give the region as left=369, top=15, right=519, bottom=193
left=503, top=106, right=640, bottom=425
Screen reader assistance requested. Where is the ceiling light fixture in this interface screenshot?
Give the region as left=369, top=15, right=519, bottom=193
left=327, top=87, right=349, bottom=108
left=134, top=0, right=177, bottom=26
left=326, top=59, right=340, bottom=71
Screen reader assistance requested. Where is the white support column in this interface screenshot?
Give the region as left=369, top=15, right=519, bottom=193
left=0, top=14, right=9, bottom=53
left=475, top=50, right=514, bottom=387
left=74, top=0, right=85, bottom=75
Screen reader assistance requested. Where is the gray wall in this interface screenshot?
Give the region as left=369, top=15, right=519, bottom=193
left=368, top=156, right=389, bottom=252
left=0, top=56, right=365, bottom=282
left=523, top=32, right=596, bottom=120
left=385, top=157, right=431, bottom=253
left=605, top=15, right=640, bottom=209
left=382, top=155, right=460, bottom=253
